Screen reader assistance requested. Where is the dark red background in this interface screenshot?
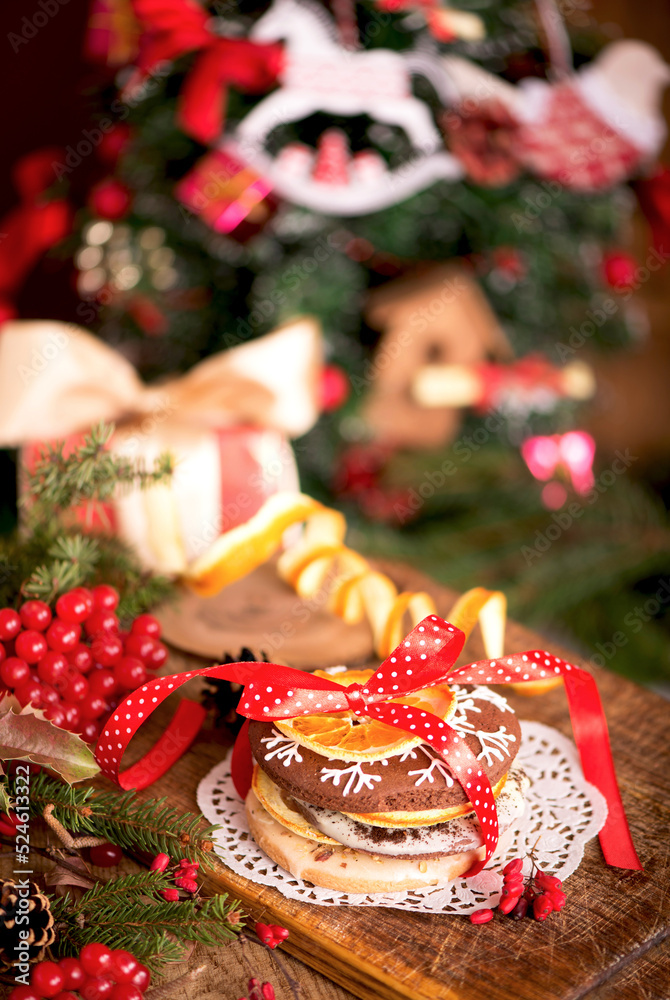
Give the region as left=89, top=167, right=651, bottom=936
left=0, top=0, right=95, bottom=320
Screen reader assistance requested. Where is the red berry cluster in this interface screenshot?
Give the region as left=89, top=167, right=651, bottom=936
left=0, top=586, right=167, bottom=745
left=254, top=922, right=289, bottom=950
left=149, top=853, right=200, bottom=899
left=237, top=978, right=276, bottom=1000
left=470, top=856, right=567, bottom=925
left=8, top=943, right=150, bottom=1000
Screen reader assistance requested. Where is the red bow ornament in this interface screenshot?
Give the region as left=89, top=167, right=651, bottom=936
left=129, top=0, right=283, bottom=143
left=96, top=615, right=641, bottom=877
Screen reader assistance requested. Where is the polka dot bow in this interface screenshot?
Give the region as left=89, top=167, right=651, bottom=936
left=95, top=615, right=642, bottom=874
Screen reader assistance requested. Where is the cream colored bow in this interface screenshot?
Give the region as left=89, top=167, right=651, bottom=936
left=0, top=316, right=323, bottom=444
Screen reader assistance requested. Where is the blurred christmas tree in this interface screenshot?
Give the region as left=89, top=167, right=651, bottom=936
left=24, top=0, right=670, bottom=679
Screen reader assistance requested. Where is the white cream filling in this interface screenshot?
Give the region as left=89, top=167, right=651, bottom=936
left=296, top=769, right=529, bottom=857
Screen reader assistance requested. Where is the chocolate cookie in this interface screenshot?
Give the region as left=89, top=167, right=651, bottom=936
left=249, top=684, right=521, bottom=814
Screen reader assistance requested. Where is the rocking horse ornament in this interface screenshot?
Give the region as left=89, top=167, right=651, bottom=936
left=232, top=0, right=463, bottom=215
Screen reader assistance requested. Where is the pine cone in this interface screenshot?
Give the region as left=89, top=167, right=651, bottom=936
left=202, top=648, right=269, bottom=733
left=0, top=879, right=55, bottom=971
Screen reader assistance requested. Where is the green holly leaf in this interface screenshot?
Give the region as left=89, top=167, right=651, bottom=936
left=0, top=776, right=11, bottom=814
left=0, top=696, right=100, bottom=784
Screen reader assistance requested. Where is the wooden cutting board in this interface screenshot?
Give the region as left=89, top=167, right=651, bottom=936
left=126, top=561, right=670, bottom=1000
left=157, top=561, right=375, bottom=668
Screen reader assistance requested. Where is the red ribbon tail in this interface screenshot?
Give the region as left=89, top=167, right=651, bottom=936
left=118, top=698, right=206, bottom=791
left=231, top=718, right=254, bottom=800
left=178, top=47, right=227, bottom=143
left=564, top=671, right=642, bottom=870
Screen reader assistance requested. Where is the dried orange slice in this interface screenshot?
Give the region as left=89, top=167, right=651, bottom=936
left=275, top=668, right=456, bottom=762
left=183, top=492, right=345, bottom=597
left=448, top=587, right=507, bottom=659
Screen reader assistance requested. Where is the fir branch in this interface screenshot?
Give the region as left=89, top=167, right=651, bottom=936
left=22, top=535, right=101, bottom=603
left=6, top=772, right=220, bottom=868
left=51, top=870, right=170, bottom=917
left=23, top=421, right=174, bottom=517
left=52, top=872, right=243, bottom=974
left=0, top=420, right=176, bottom=613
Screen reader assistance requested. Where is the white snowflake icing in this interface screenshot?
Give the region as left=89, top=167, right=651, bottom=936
left=449, top=700, right=479, bottom=736
left=319, top=761, right=382, bottom=796
left=468, top=685, right=514, bottom=714
left=408, top=746, right=455, bottom=788
left=476, top=726, right=516, bottom=767
left=260, top=729, right=304, bottom=767
left=449, top=685, right=514, bottom=755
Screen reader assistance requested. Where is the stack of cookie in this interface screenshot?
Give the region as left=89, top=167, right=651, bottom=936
left=246, top=669, right=528, bottom=893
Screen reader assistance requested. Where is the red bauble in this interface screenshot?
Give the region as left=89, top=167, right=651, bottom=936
left=98, top=123, right=132, bottom=165
left=333, top=444, right=388, bottom=496
left=492, top=246, right=526, bottom=280
left=320, top=364, right=350, bottom=411
left=88, top=179, right=132, bottom=221
left=602, top=250, right=638, bottom=291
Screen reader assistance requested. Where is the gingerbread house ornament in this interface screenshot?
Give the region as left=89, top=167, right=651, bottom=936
left=363, top=265, right=512, bottom=449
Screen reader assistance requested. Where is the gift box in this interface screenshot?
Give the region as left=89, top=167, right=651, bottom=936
left=175, top=147, right=277, bottom=242
left=0, top=318, right=322, bottom=574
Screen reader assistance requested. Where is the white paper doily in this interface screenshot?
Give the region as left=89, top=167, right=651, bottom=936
left=197, top=721, right=607, bottom=914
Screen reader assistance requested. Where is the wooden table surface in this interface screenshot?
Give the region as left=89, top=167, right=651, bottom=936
left=127, top=561, right=670, bottom=1000
left=4, top=562, right=669, bottom=1000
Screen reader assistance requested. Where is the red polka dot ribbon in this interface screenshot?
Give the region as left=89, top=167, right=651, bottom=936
left=95, top=615, right=642, bottom=874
